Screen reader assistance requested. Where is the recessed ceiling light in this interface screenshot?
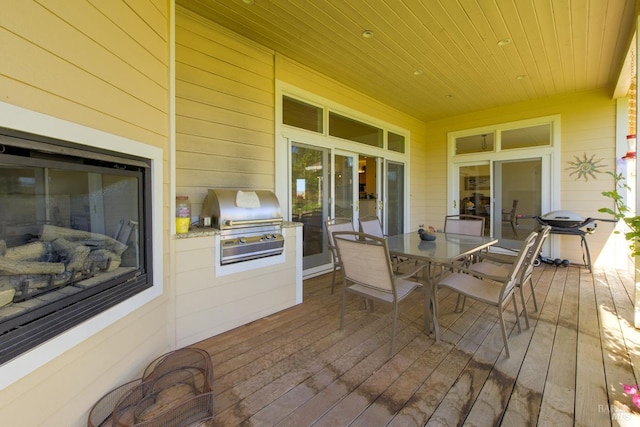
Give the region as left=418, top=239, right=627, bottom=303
left=497, top=38, right=511, bottom=46
left=444, top=94, right=453, bottom=99
left=362, top=30, right=374, bottom=38
left=242, top=0, right=254, bottom=4
left=413, top=69, right=423, bottom=76
left=516, top=75, right=526, bottom=80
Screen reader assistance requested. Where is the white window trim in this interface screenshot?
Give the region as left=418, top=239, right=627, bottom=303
left=275, top=81, right=410, bottom=224
left=447, top=115, right=561, bottom=254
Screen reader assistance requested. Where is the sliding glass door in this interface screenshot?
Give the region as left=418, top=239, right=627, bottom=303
left=454, top=159, right=544, bottom=239
left=493, top=158, right=543, bottom=240
left=291, top=143, right=329, bottom=270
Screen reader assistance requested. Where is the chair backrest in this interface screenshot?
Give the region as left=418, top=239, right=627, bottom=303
left=332, top=231, right=395, bottom=294
left=520, top=225, right=551, bottom=281
left=503, top=200, right=519, bottom=220
left=444, top=214, right=485, bottom=236
left=325, top=218, right=355, bottom=259
left=502, top=231, right=538, bottom=296
left=358, top=215, right=384, bottom=238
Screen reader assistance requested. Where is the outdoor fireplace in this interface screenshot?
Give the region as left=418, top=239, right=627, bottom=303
left=0, top=127, right=152, bottom=365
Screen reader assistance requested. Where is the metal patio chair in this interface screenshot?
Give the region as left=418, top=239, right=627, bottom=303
left=325, top=217, right=355, bottom=294
left=333, top=231, right=425, bottom=357
left=467, top=225, right=551, bottom=328
left=435, top=231, right=537, bottom=357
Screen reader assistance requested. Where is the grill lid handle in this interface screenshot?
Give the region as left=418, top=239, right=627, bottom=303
left=225, top=218, right=284, bottom=227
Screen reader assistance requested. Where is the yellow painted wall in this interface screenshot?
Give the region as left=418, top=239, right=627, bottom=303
left=0, top=1, right=171, bottom=425
left=424, top=89, right=620, bottom=266
left=175, top=224, right=301, bottom=348
left=176, top=8, right=276, bottom=216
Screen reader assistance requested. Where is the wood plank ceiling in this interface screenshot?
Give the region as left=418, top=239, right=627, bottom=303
left=178, top=0, right=637, bottom=123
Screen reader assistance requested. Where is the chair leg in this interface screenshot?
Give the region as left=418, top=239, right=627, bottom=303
left=340, top=281, right=347, bottom=330
left=498, top=306, right=510, bottom=358
left=455, top=294, right=466, bottom=312
left=511, top=293, right=522, bottom=333
left=390, top=302, right=398, bottom=357
left=518, top=284, right=530, bottom=329
left=433, top=287, right=441, bottom=343
left=331, top=265, right=337, bottom=294
left=528, top=277, right=539, bottom=312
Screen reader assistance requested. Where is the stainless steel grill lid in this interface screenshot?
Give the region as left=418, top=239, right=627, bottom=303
left=201, top=189, right=283, bottom=229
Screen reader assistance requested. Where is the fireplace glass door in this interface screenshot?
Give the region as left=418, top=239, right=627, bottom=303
left=0, top=129, right=151, bottom=364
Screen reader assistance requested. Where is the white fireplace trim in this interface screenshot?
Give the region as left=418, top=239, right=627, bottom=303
left=0, top=101, right=164, bottom=390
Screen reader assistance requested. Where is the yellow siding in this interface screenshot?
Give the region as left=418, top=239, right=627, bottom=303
left=424, top=89, right=619, bottom=266
left=0, top=1, right=170, bottom=426
left=176, top=8, right=275, bottom=215
left=0, top=0, right=169, bottom=144
left=174, top=225, right=301, bottom=348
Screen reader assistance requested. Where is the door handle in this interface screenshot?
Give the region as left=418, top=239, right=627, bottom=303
left=454, top=200, right=457, bottom=208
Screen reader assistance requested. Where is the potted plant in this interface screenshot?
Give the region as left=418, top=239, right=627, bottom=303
left=599, top=171, right=640, bottom=257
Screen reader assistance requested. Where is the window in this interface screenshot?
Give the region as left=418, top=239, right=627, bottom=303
left=455, top=133, right=495, bottom=154
left=283, top=96, right=323, bottom=133
left=328, top=112, right=383, bottom=148
left=388, top=132, right=405, bottom=153
left=502, top=124, right=551, bottom=150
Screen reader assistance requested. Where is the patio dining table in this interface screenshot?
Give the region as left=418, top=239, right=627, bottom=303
left=385, top=231, right=498, bottom=342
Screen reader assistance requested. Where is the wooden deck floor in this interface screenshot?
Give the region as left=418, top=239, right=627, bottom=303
left=194, top=263, right=640, bottom=426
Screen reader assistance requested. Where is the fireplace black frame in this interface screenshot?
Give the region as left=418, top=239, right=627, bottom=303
left=0, top=127, right=154, bottom=365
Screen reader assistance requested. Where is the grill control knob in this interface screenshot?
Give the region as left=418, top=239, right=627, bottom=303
left=239, top=238, right=246, bottom=244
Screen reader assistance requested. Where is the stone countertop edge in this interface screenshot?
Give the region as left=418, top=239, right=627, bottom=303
left=174, top=221, right=302, bottom=239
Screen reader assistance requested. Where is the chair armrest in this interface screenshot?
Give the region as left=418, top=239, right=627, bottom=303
left=475, top=252, right=516, bottom=264
left=393, top=262, right=428, bottom=281
left=453, top=265, right=509, bottom=284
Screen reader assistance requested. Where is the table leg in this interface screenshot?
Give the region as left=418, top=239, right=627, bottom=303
left=423, top=263, right=440, bottom=343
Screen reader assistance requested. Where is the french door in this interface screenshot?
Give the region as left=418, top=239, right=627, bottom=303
left=291, top=143, right=330, bottom=270
left=386, top=160, right=405, bottom=236
left=291, top=141, right=407, bottom=272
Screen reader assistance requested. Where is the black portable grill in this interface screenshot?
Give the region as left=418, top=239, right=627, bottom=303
left=534, top=210, right=609, bottom=271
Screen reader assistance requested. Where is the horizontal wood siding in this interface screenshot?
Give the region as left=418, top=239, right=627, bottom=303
left=175, top=225, right=301, bottom=349
left=176, top=8, right=275, bottom=216
left=0, top=0, right=169, bottom=146
left=0, top=1, right=170, bottom=426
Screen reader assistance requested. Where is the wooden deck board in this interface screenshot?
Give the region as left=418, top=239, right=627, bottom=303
left=537, top=267, right=578, bottom=426
left=189, top=264, right=640, bottom=426
left=575, top=269, right=610, bottom=427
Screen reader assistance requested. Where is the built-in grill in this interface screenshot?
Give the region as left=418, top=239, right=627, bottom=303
left=201, top=189, right=284, bottom=265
